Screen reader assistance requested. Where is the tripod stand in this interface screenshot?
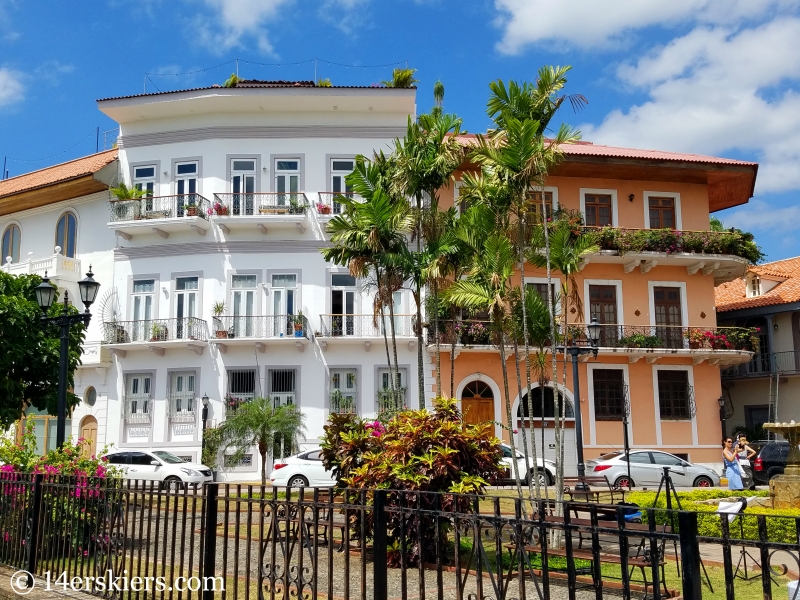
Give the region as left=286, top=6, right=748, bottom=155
left=652, top=466, right=714, bottom=592
left=727, top=498, right=766, bottom=581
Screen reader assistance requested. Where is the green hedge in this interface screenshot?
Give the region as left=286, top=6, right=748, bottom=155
left=624, top=490, right=799, bottom=543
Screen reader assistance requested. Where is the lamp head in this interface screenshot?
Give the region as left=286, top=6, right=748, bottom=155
left=78, top=265, right=100, bottom=311
left=34, top=272, right=56, bottom=313
left=202, top=393, right=210, bottom=407
left=586, top=318, right=601, bottom=347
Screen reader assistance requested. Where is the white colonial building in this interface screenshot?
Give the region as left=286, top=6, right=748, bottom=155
left=0, top=80, right=429, bottom=479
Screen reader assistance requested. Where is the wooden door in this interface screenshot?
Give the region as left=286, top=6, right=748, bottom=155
left=80, top=416, right=98, bottom=458
left=653, top=286, right=682, bottom=348
left=461, top=381, right=494, bottom=426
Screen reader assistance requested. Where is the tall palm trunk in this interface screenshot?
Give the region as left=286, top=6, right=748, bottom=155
left=512, top=335, right=533, bottom=516
left=415, top=192, right=425, bottom=409
left=434, top=279, right=442, bottom=398
left=376, top=270, right=396, bottom=409
left=450, top=309, right=458, bottom=397
left=387, top=287, right=402, bottom=409
left=259, top=441, right=268, bottom=487
left=499, top=326, right=524, bottom=504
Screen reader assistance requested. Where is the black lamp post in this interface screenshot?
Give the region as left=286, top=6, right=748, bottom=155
left=35, top=267, right=100, bottom=447
left=201, top=393, right=210, bottom=453
left=718, top=396, right=727, bottom=439
left=559, top=318, right=601, bottom=487
left=622, top=387, right=632, bottom=490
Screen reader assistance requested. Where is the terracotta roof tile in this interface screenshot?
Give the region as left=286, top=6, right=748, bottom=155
left=0, top=150, right=117, bottom=199
left=716, top=256, right=800, bottom=311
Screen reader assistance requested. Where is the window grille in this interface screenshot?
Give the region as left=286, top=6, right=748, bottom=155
left=124, top=373, right=152, bottom=423
left=657, top=371, right=695, bottom=420
left=169, top=371, right=196, bottom=422
left=226, top=369, right=258, bottom=414
left=224, top=454, right=253, bottom=468
left=592, top=369, right=626, bottom=420
left=331, top=369, right=357, bottom=414
left=268, top=369, right=296, bottom=407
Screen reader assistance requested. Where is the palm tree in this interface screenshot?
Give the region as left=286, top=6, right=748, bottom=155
left=218, top=398, right=306, bottom=486
left=445, top=232, right=526, bottom=504
left=382, top=68, right=418, bottom=88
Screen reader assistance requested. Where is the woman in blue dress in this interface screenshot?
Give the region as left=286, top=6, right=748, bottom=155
left=722, top=437, right=743, bottom=490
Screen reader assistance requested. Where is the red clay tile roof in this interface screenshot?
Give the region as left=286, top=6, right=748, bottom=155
left=0, top=150, right=117, bottom=199
left=716, top=256, right=800, bottom=311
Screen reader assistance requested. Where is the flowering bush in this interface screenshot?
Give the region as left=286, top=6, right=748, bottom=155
left=316, top=202, right=332, bottom=214
left=207, top=201, right=229, bottom=216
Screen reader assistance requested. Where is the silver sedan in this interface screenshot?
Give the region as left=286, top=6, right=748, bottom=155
left=586, top=450, right=720, bottom=489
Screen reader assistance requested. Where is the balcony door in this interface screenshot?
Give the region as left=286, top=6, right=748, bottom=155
left=175, top=277, right=198, bottom=339
left=175, top=162, right=198, bottom=217
left=330, top=159, right=354, bottom=214
left=275, top=159, right=300, bottom=207
left=231, top=275, right=257, bottom=337
left=653, top=286, right=683, bottom=348
left=231, top=159, right=256, bottom=215
left=132, top=280, right=154, bottom=341
left=272, top=274, right=297, bottom=337
left=584, top=194, right=613, bottom=227
left=331, top=274, right=356, bottom=336
left=589, top=285, right=619, bottom=346
left=648, top=197, right=676, bottom=229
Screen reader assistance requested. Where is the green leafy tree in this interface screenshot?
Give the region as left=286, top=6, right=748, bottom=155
left=0, top=272, right=86, bottom=428
left=109, top=182, right=146, bottom=200
left=218, top=398, right=306, bottom=486
left=222, top=73, right=240, bottom=88
left=382, top=67, right=418, bottom=88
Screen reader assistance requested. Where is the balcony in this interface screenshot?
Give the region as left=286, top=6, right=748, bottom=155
left=427, top=321, right=755, bottom=366
left=317, top=314, right=416, bottom=351
left=575, top=226, right=756, bottom=284
left=316, top=192, right=361, bottom=218
left=168, top=395, right=197, bottom=424
left=2, top=248, right=82, bottom=284
left=376, top=388, right=407, bottom=417
left=330, top=392, right=357, bottom=415
left=102, top=317, right=208, bottom=357
left=212, top=193, right=309, bottom=234
left=108, top=194, right=212, bottom=239
left=123, top=396, right=151, bottom=424
left=210, top=315, right=309, bottom=353
left=721, top=351, right=800, bottom=379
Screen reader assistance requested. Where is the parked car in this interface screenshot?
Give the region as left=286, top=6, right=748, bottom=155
left=103, top=450, right=213, bottom=490
left=271, top=448, right=335, bottom=487
left=272, top=444, right=558, bottom=488
left=752, top=441, right=789, bottom=485
left=586, top=450, right=720, bottom=488
left=499, top=444, right=556, bottom=487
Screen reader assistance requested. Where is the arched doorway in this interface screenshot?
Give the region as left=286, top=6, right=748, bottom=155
left=461, top=381, right=494, bottom=426
left=79, top=416, right=98, bottom=458
left=515, top=385, right=579, bottom=476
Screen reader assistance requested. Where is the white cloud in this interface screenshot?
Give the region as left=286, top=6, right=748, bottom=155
left=493, top=0, right=800, bottom=54
left=192, top=0, right=291, bottom=54
left=0, top=67, right=23, bottom=108
left=580, top=18, right=800, bottom=193
left=725, top=200, right=800, bottom=234
left=33, top=61, right=75, bottom=86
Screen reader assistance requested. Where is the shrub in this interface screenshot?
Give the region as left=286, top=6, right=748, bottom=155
left=320, top=398, right=505, bottom=565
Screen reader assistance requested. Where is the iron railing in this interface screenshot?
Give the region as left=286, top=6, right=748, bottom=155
left=330, top=392, right=357, bottom=414
left=318, top=314, right=415, bottom=337
left=212, top=192, right=309, bottom=216
left=0, top=477, right=796, bottom=600
left=316, top=191, right=361, bottom=215
left=102, top=317, right=208, bottom=344
left=429, top=321, right=757, bottom=352
left=123, top=394, right=150, bottom=423
left=168, top=395, right=196, bottom=422
left=109, top=194, right=211, bottom=222
left=211, top=314, right=309, bottom=340
left=376, top=387, right=407, bottom=415
left=722, top=350, right=800, bottom=378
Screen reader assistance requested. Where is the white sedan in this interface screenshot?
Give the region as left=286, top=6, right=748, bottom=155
left=270, top=448, right=335, bottom=487
left=499, top=444, right=557, bottom=487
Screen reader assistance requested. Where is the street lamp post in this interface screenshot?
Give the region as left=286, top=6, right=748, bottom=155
left=201, top=393, right=210, bottom=453
left=35, top=267, right=100, bottom=447
left=718, top=396, right=727, bottom=439
left=559, top=318, right=601, bottom=488
left=622, top=388, right=632, bottom=490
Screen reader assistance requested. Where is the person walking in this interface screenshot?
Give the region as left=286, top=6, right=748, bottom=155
left=723, top=437, right=743, bottom=490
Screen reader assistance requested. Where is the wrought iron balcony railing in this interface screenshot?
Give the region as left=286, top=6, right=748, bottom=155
left=428, top=321, right=758, bottom=352
left=123, top=396, right=151, bottom=423
left=211, top=193, right=308, bottom=216
left=376, top=388, right=407, bottom=416
left=211, top=315, right=309, bottom=340
left=318, top=314, right=415, bottom=338
left=330, top=392, right=357, bottom=415
left=316, top=192, right=361, bottom=215
left=109, top=194, right=211, bottom=222
left=721, top=350, right=800, bottom=378
left=102, top=317, right=209, bottom=344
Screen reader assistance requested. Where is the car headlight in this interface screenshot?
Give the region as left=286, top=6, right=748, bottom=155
left=180, top=467, right=200, bottom=477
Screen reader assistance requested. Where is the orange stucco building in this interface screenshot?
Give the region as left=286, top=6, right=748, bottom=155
left=431, top=139, right=758, bottom=475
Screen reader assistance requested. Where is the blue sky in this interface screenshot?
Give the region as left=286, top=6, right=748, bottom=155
left=1, top=0, right=799, bottom=261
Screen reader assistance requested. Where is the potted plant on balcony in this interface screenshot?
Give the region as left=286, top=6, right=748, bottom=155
left=186, top=198, right=198, bottom=217
left=150, top=322, right=167, bottom=341
left=293, top=311, right=305, bottom=337
left=208, top=201, right=229, bottom=217
left=685, top=329, right=707, bottom=349
left=316, top=201, right=332, bottom=215
left=212, top=302, right=227, bottom=338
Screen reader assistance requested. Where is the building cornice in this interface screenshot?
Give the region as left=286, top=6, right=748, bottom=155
left=114, top=240, right=333, bottom=260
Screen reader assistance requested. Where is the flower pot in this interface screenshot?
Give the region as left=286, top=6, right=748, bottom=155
left=689, top=341, right=701, bottom=349
left=294, top=330, right=303, bottom=338
left=215, top=330, right=228, bottom=339
left=187, top=207, right=198, bottom=216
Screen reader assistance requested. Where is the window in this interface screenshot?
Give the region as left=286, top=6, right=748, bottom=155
left=527, top=282, right=556, bottom=306
left=454, top=181, right=468, bottom=215
left=653, top=286, right=683, bottom=348
left=331, top=274, right=357, bottom=336
left=268, top=368, right=296, bottom=407
left=106, top=453, right=129, bottom=465
left=227, top=369, right=257, bottom=412
left=526, top=190, right=554, bottom=222
left=133, top=165, right=156, bottom=195
left=651, top=452, right=684, bottom=466
left=648, top=197, right=676, bottom=229
left=55, top=213, right=77, bottom=258
left=330, top=159, right=354, bottom=214
left=589, top=284, right=619, bottom=346
left=18, top=407, right=72, bottom=455
left=231, top=275, right=257, bottom=337
left=517, top=387, right=574, bottom=419
left=84, top=386, right=97, bottom=407
left=592, top=369, right=625, bottom=420
left=304, top=450, right=322, bottom=461
left=131, top=279, right=155, bottom=341
left=657, top=370, right=692, bottom=420
left=330, top=369, right=357, bottom=414
left=272, top=274, right=298, bottom=336
left=2, top=224, right=20, bottom=263
left=749, top=276, right=761, bottom=298
left=175, top=161, right=198, bottom=201
left=231, top=159, right=256, bottom=215
left=275, top=159, right=301, bottom=205
left=124, top=373, right=152, bottom=423
left=377, top=367, right=407, bottom=412
left=584, top=194, right=612, bottom=227
left=169, top=371, right=196, bottom=421
left=175, top=277, right=198, bottom=339
left=625, top=452, right=653, bottom=464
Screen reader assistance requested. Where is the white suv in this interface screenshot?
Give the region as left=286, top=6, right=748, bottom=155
left=103, top=450, right=213, bottom=490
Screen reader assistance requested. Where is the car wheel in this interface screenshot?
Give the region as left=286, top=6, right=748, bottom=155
left=287, top=475, right=309, bottom=488
left=614, top=475, right=634, bottom=489
left=163, top=477, right=183, bottom=492
left=694, top=476, right=714, bottom=488
left=528, top=470, right=551, bottom=488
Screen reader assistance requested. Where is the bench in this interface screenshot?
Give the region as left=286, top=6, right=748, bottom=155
left=507, top=515, right=671, bottom=599
left=563, top=476, right=627, bottom=504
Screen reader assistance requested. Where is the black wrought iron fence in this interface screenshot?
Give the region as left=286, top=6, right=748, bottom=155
left=0, top=476, right=797, bottom=600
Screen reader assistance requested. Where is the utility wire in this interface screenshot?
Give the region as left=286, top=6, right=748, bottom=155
left=4, top=131, right=97, bottom=165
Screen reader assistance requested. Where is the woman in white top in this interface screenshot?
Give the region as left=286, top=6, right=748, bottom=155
left=736, top=436, right=757, bottom=489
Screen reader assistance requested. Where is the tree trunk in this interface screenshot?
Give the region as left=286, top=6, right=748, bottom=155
left=434, top=278, right=442, bottom=398
left=499, top=328, right=524, bottom=504
left=259, top=442, right=268, bottom=487
left=376, top=270, right=396, bottom=412
left=414, top=290, right=425, bottom=409
left=387, top=287, right=402, bottom=409
left=450, top=311, right=458, bottom=398
left=512, top=335, right=533, bottom=516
